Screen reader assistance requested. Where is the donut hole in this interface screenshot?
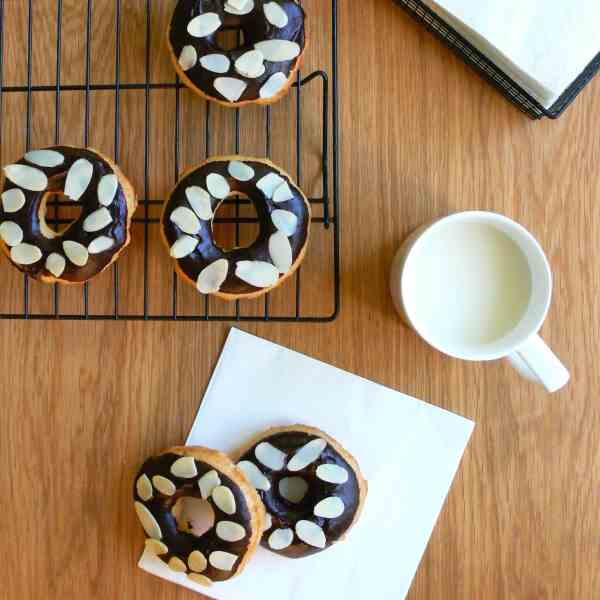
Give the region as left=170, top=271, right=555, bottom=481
left=278, top=477, right=309, bottom=504
left=39, top=190, right=83, bottom=236
left=172, top=496, right=215, bottom=538
left=216, top=27, right=245, bottom=52
left=212, top=193, right=259, bottom=251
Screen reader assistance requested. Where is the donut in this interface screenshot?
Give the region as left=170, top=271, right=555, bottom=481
left=168, top=0, right=307, bottom=107
left=133, top=446, right=265, bottom=586
left=0, top=146, right=136, bottom=284
left=236, top=425, right=367, bottom=558
left=161, top=155, right=310, bottom=301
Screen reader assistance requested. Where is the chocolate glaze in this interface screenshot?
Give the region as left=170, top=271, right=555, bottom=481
left=134, top=452, right=254, bottom=582
left=169, top=0, right=306, bottom=103
left=238, top=430, right=361, bottom=558
left=162, top=158, right=310, bottom=295
left=0, top=146, right=131, bottom=283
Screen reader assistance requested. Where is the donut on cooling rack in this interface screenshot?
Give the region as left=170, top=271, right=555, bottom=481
left=168, top=0, right=307, bottom=107
left=0, top=146, right=136, bottom=284
left=134, top=446, right=265, bottom=586
left=236, top=425, right=367, bottom=558
left=161, top=155, right=310, bottom=301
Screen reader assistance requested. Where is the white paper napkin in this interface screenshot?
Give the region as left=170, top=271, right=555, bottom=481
left=139, top=328, right=475, bottom=600
left=422, top=0, right=600, bottom=108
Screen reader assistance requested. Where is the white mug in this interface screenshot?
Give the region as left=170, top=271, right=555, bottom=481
left=390, top=211, right=570, bottom=392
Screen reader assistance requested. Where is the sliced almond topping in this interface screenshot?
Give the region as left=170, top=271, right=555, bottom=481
left=228, top=160, right=255, bottom=182
left=254, top=441, right=286, bottom=471
left=254, top=40, right=301, bottom=62
left=136, top=474, right=153, bottom=502
left=64, top=158, right=93, bottom=201
left=0, top=221, right=23, bottom=246
left=224, top=0, right=254, bottom=15
left=234, top=49, right=265, bottom=78
left=24, top=149, right=64, bottom=168
left=88, top=236, right=115, bottom=255
left=316, top=464, right=349, bottom=484
left=235, top=260, right=279, bottom=288
left=187, top=13, right=221, bottom=38
left=256, top=172, right=285, bottom=198
left=212, top=485, right=236, bottom=515
left=145, top=538, right=168, bottom=556
left=279, top=477, right=309, bottom=503
left=1, top=188, right=26, bottom=213
left=3, top=164, right=48, bottom=192
left=197, top=259, right=229, bottom=294
left=152, top=475, right=176, bottom=496
left=188, top=573, right=212, bottom=587
left=168, top=556, right=187, bottom=573
left=170, top=456, right=198, bottom=479
left=269, top=232, right=293, bottom=274
left=209, top=550, right=238, bottom=571
left=295, top=520, right=326, bottom=549
left=178, top=45, right=198, bottom=71
left=264, top=513, right=273, bottom=531
left=198, top=469, right=221, bottom=500
left=97, top=173, right=119, bottom=206
left=259, top=72, right=288, bottom=99
left=214, top=77, right=248, bottom=103
left=186, top=186, right=213, bottom=220
left=10, top=243, right=42, bottom=265
left=188, top=550, right=207, bottom=573
left=314, top=496, right=345, bottom=519
left=83, top=207, right=112, bottom=233
left=268, top=527, right=294, bottom=551
left=170, top=206, right=201, bottom=235
left=271, top=209, right=298, bottom=236
left=45, top=253, right=66, bottom=278
left=63, top=240, right=89, bottom=267
left=264, top=2, right=289, bottom=28
left=272, top=181, right=294, bottom=203
left=134, top=501, right=162, bottom=539
left=170, top=235, right=198, bottom=259
left=206, top=173, right=230, bottom=200
left=237, top=460, right=271, bottom=491
left=216, top=521, right=246, bottom=542
left=287, top=438, right=327, bottom=471
left=200, top=53, right=231, bottom=74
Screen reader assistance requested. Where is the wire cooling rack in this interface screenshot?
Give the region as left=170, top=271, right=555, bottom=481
left=0, top=0, right=339, bottom=321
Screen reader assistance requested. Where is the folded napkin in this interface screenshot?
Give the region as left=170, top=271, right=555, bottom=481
left=139, top=328, right=475, bottom=599
left=422, top=0, right=600, bottom=108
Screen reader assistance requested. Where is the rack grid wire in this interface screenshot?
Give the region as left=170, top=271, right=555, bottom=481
left=0, top=0, right=340, bottom=322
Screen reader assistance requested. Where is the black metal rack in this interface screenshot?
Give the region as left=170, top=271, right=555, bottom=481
left=395, top=0, right=600, bottom=119
left=0, top=0, right=340, bottom=321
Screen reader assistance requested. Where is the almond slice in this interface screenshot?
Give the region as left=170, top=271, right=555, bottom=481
left=0, top=221, right=24, bottom=246
left=209, top=551, right=238, bottom=571
left=198, top=470, right=221, bottom=500
left=188, top=13, right=221, bottom=38
left=264, top=2, right=289, bottom=28
left=212, top=485, right=236, bottom=515
left=196, top=259, right=228, bottom=294
left=254, top=40, right=300, bottom=62
left=254, top=441, right=286, bottom=471
left=271, top=209, right=298, bottom=236
left=64, top=158, right=93, bottom=201
left=316, top=464, right=349, bottom=484
left=295, top=520, right=326, bottom=548
left=97, top=174, right=119, bottom=206
left=152, top=475, right=176, bottom=496
left=136, top=474, right=153, bottom=502
left=264, top=513, right=273, bottom=531
left=178, top=45, right=198, bottom=71
left=145, top=539, right=168, bottom=556
left=216, top=521, right=246, bottom=542
left=63, top=240, right=89, bottom=267
left=1, top=188, right=26, bottom=213
left=287, top=438, right=327, bottom=471
left=314, top=496, right=345, bottom=519
left=234, top=49, right=265, bottom=78
left=170, top=206, right=201, bottom=235
left=214, top=77, right=247, bottom=103
left=269, top=231, right=293, bottom=274
left=272, top=181, right=294, bottom=203
left=237, top=460, right=271, bottom=491
left=45, top=253, right=66, bottom=278
left=3, top=164, right=48, bottom=192
left=206, top=173, right=230, bottom=199
left=188, top=550, right=207, bottom=573
left=170, top=235, right=198, bottom=259
left=83, top=207, right=112, bottom=233
left=24, top=149, right=64, bottom=168
left=186, top=186, right=213, bottom=220
left=256, top=172, right=285, bottom=198
left=235, top=260, right=279, bottom=288
left=200, top=53, right=231, bottom=74
left=168, top=557, right=187, bottom=573
left=259, top=72, right=288, bottom=99
left=170, top=456, right=198, bottom=479
left=224, top=0, right=254, bottom=15
left=11, top=243, right=42, bottom=265
left=134, top=501, right=162, bottom=539
left=188, top=573, right=212, bottom=587
left=228, top=160, right=255, bottom=182
left=268, top=528, right=294, bottom=550
left=88, top=236, right=115, bottom=255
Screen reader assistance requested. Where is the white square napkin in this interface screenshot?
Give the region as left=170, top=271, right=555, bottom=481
left=139, top=328, right=475, bottom=599
left=422, top=0, right=600, bottom=108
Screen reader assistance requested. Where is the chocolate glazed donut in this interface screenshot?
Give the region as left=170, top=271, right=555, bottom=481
left=161, top=156, right=310, bottom=301
left=134, top=447, right=264, bottom=586
left=236, top=425, right=368, bottom=558
left=168, top=0, right=307, bottom=107
left=0, top=146, right=136, bottom=284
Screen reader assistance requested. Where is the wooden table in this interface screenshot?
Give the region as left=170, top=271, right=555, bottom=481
left=1, top=1, right=598, bottom=598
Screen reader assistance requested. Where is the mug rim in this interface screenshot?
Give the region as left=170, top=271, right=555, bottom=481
left=400, top=211, right=553, bottom=362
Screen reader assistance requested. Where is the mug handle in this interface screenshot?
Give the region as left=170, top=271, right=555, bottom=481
left=507, top=334, right=570, bottom=393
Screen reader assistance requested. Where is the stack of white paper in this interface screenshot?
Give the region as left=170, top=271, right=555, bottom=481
left=422, top=0, right=600, bottom=108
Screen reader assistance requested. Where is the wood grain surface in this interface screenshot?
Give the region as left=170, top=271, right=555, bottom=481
left=1, top=1, right=599, bottom=599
